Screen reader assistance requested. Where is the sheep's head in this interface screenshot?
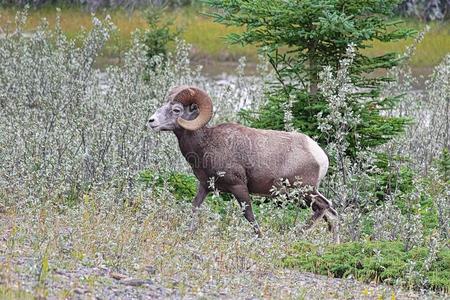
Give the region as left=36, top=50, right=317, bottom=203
left=148, top=86, right=213, bottom=132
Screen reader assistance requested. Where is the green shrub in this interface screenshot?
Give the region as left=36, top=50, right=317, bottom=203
left=207, top=0, right=415, bottom=160
left=142, top=6, right=181, bottom=63
left=139, top=170, right=197, bottom=201
left=436, top=148, right=450, bottom=182
left=283, top=240, right=450, bottom=291
left=139, top=170, right=234, bottom=208
left=374, top=153, right=415, bottom=201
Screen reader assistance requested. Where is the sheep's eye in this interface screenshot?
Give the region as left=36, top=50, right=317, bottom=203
left=172, top=108, right=181, bottom=114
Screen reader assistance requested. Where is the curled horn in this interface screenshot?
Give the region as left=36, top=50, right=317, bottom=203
left=171, top=86, right=213, bottom=131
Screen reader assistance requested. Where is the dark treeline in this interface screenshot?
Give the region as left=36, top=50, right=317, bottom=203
left=1, top=0, right=449, bottom=21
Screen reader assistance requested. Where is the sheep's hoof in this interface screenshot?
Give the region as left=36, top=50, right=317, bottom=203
left=252, top=223, right=262, bottom=238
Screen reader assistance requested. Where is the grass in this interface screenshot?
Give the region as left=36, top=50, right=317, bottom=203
left=0, top=191, right=439, bottom=299
left=283, top=240, right=450, bottom=292
left=0, top=6, right=448, bottom=67
left=0, top=192, right=323, bottom=298
left=363, top=20, right=450, bottom=68
left=0, top=287, right=34, bottom=300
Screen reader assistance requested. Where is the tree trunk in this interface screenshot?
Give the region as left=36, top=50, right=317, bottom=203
left=308, top=46, right=318, bottom=95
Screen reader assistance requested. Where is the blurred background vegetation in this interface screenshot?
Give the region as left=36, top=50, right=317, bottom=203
left=0, top=0, right=449, bottom=73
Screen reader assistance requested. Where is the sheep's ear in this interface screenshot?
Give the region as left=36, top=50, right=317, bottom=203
left=190, top=103, right=198, bottom=111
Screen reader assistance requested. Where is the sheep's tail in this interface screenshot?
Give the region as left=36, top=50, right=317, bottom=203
left=316, top=191, right=338, bottom=217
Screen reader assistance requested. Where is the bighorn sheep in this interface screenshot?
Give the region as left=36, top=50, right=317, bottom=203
left=148, top=86, right=339, bottom=242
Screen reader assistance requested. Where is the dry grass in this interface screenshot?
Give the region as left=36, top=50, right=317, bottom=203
left=0, top=6, right=448, bottom=66
left=0, top=192, right=430, bottom=299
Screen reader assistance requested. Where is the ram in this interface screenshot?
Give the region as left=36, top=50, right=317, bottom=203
left=148, top=86, right=339, bottom=242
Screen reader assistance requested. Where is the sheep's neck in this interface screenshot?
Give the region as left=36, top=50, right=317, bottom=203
left=173, top=127, right=207, bottom=158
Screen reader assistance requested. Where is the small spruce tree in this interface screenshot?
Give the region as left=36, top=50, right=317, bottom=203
left=205, top=0, right=415, bottom=159
left=142, top=6, right=181, bottom=63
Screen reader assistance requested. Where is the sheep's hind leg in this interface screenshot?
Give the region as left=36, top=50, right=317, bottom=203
left=302, top=192, right=330, bottom=232
left=302, top=203, right=327, bottom=232
left=303, top=192, right=340, bottom=243
left=228, top=184, right=262, bottom=237
left=316, top=191, right=340, bottom=244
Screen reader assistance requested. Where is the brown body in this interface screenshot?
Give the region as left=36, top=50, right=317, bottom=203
left=175, top=123, right=326, bottom=195
left=149, top=86, right=339, bottom=242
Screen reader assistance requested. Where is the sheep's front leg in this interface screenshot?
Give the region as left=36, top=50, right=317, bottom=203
left=228, top=185, right=262, bottom=237
left=189, top=183, right=209, bottom=232
left=192, top=183, right=208, bottom=212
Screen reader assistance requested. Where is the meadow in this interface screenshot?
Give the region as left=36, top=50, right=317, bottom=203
left=0, top=6, right=449, bottom=300
left=0, top=5, right=449, bottom=69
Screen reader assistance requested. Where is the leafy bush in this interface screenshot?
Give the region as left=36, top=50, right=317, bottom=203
left=0, top=10, right=270, bottom=208
left=373, top=153, right=415, bottom=201
left=383, top=52, right=450, bottom=174
left=139, top=170, right=197, bottom=200
left=436, top=148, right=450, bottom=182
left=283, top=241, right=450, bottom=291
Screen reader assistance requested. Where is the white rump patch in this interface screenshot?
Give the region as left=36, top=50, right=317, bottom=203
left=307, top=137, right=329, bottom=182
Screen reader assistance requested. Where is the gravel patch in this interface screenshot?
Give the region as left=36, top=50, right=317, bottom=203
left=1, top=256, right=445, bottom=299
